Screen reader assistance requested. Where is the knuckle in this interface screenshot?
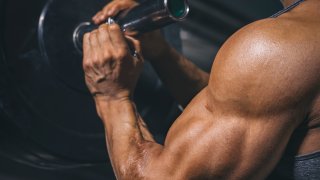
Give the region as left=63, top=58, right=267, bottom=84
left=103, top=4, right=112, bottom=11
left=84, top=32, right=90, bottom=39
left=92, top=61, right=101, bottom=67
left=94, top=11, right=101, bottom=17
left=98, top=24, right=108, bottom=31
left=113, top=3, right=121, bottom=9
left=89, top=30, right=97, bottom=39
left=103, top=51, right=112, bottom=60
left=116, top=49, right=127, bottom=59
left=92, top=58, right=99, bottom=66
left=100, top=9, right=107, bottom=15
left=109, top=23, right=120, bottom=31
left=91, top=56, right=101, bottom=65
left=114, top=54, right=124, bottom=60
left=88, top=34, right=94, bottom=41
left=119, top=0, right=128, bottom=5
left=83, top=61, right=92, bottom=70
left=91, top=29, right=98, bottom=34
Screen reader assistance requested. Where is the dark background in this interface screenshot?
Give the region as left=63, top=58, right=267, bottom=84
left=0, top=0, right=282, bottom=179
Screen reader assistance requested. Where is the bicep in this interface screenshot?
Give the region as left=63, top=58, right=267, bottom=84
left=142, top=20, right=318, bottom=179
left=144, top=23, right=314, bottom=178
left=142, top=88, right=296, bottom=180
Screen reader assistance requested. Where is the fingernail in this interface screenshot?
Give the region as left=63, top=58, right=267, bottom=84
left=107, top=10, right=114, bottom=16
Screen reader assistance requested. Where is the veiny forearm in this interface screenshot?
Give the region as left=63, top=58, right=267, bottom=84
left=150, top=47, right=209, bottom=107
left=94, top=98, right=162, bottom=179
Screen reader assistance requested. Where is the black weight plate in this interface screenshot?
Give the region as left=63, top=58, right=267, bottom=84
left=4, top=0, right=108, bottom=162
left=3, top=0, right=177, bottom=162
left=38, top=0, right=102, bottom=92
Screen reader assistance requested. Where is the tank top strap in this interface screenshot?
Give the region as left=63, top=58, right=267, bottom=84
left=270, top=0, right=305, bottom=18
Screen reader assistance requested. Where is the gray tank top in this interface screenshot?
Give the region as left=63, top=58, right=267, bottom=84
left=270, top=0, right=305, bottom=18
left=268, top=151, right=320, bottom=180
left=267, top=1, right=320, bottom=179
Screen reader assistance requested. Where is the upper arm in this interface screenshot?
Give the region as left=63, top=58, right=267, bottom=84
left=139, top=19, right=320, bottom=179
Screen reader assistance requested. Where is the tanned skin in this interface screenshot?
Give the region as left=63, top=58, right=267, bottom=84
left=83, top=0, right=320, bottom=179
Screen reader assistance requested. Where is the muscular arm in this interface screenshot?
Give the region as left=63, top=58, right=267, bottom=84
left=92, top=0, right=209, bottom=107
left=84, top=19, right=318, bottom=179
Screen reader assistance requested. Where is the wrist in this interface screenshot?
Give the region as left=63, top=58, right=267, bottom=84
left=93, top=90, right=131, bottom=102
left=94, top=96, right=135, bottom=122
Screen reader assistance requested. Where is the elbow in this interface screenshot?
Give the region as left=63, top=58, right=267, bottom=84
left=116, top=163, right=145, bottom=180
left=115, top=141, right=163, bottom=179
left=115, top=151, right=149, bottom=179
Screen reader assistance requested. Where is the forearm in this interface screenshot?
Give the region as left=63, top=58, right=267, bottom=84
left=94, top=97, right=162, bottom=178
left=150, top=46, right=209, bottom=107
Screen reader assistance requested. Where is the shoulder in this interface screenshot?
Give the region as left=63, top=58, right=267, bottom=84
left=214, top=16, right=319, bottom=69
left=214, top=18, right=302, bottom=68
left=208, top=18, right=319, bottom=115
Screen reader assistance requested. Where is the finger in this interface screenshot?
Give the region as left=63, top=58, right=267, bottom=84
left=108, top=23, right=129, bottom=52
left=110, top=1, right=140, bottom=17
left=97, top=24, right=115, bottom=71
left=93, top=1, right=138, bottom=24
left=97, top=24, right=112, bottom=46
left=106, top=3, right=122, bottom=16
left=89, top=30, right=104, bottom=75
left=89, top=30, right=101, bottom=52
left=103, top=0, right=138, bottom=17
left=92, top=1, right=119, bottom=24
left=92, top=2, right=114, bottom=24
left=83, top=33, right=99, bottom=80
left=92, top=11, right=102, bottom=24
left=83, top=33, right=92, bottom=71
